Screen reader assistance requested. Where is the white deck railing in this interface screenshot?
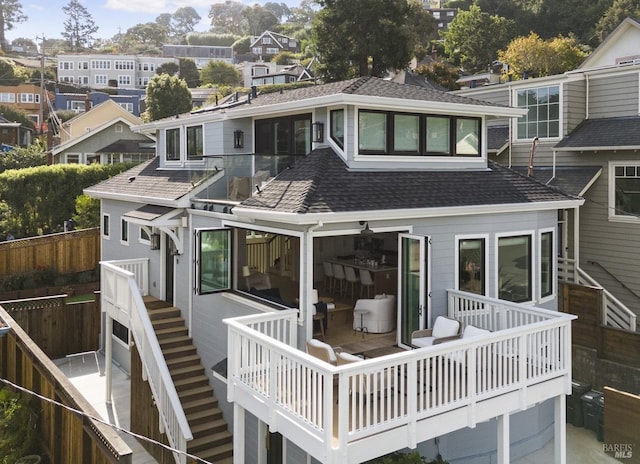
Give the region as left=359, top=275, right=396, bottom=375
left=225, top=291, right=575, bottom=464
left=558, top=258, right=636, bottom=331
left=101, top=259, right=192, bottom=464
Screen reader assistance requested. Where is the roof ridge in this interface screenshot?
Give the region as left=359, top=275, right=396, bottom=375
left=341, top=76, right=375, bottom=94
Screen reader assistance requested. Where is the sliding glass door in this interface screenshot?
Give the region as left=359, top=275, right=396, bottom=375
left=398, top=234, right=430, bottom=348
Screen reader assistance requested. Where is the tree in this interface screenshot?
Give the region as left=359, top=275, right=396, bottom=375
left=61, top=0, right=98, bottom=51
left=535, top=0, right=611, bottom=47
left=442, top=5, right=516, bottom=73
left=0, top=141, right=46, bottom=173
left=242, top=4, right=279, bottom=36
left=156, top=61, right=180, bottom=76
left=72, top=194, right=100, bottom=229
left=0, top=0, right=27, bottom=53
left=122, top=22, right=168, bottom=51
left=498, top=33, right=586, bottom=79
left=414, top=62, right=462, bottom=91
left=179, top=59, right=200, bottom=87
left=172, top=7, right=201, bottom=39
left=209, top=0, right=247, bottom=35
left=144, top=74, right=192, bottom=121
left=0, top=104, right=35, bottom=130
left=0, top=60, right=19, bottom=85
left=596, top=0, right=640, bottom=43
left=313, top=0, right=435, bottom=82
left=264, top=2, right=292, bottom=22
left=199, top=60, right=242, bottom=87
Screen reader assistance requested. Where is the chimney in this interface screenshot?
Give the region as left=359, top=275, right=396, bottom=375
left=84, top=91, right=91, bottom=112
left=251, top=85, right=257, bottom=98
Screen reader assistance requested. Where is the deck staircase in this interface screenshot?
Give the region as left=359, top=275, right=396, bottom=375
left=144, top=296, right=233, bottom=464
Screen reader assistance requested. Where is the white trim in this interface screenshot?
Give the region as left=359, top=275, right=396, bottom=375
left=454, top=234, right=489, bottom=295
left=102, top=212, right=111, bottom=239
left=511, top=83, right=563, bottom=142
left=538, top=228, right=555, bottom=304
left=120, top=217, right=130, bottom=246
left=495, top=230, right=535, bottom=304
left=608, top=160, right=640, bottom=222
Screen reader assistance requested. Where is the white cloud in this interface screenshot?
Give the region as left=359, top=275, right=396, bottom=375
left=104, top=0, right=227, bottom=14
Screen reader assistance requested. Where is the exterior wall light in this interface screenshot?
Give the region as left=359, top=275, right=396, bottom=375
left=312, top=122, right=324, bottom=143
left=234, top=130, right=244, bottom=149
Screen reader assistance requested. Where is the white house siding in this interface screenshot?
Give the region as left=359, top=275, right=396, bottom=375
left=587, top=71, right=639, bottom=118
left=563, top=79, right=586, bottom=134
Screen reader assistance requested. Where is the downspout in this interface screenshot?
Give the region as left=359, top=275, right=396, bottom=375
left=585, top=73, right=590, bottom=120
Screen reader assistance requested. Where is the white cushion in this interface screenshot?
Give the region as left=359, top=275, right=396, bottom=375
left=307, top=338, right=337, bottom=363
left=462, top=325, right=490, bottom=338
left=337, top=352, right=363, bottom=364
left=412, top=337, right=435, bottom=348
left=432, top=316, right=460, bottom=338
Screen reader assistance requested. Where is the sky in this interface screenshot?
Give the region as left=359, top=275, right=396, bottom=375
left=7, top=0, right=300, bottom=43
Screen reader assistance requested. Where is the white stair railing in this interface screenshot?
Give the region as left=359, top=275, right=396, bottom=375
left=101, top=260, right=192, bottom=464
left=558, top=258, right=637, bottom=331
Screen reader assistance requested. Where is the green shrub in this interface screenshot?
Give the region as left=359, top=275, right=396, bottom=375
left=53, top=276, right=67, bottom=286
left=0, top=388, right=40, bottom=463
left=76, top=271, right=95, bottom=284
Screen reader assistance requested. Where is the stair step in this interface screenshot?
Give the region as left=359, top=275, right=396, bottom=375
left=143, top=296, right=171, bottom=310
left=190, top=442, right=233, bottom=463
left=159, top=335, right=193, bottom=349
left=147, top=306, right=181, bottom=320
left=188, top=430, right=232, bottom=453
left=166, top=354, right=201, bottom=370
left=155, top=326, right=188, bottom=340
left=190, top=418, right=227, bottom=437
left=174, top=375, right=209, bottom=392
left=186, top=408, right=223, bottom=426
left=151, top=316, right=185, bottom=330
left=183, top=397, right=218, bottom=415
left=162, top=345, right=197, bottom=360
left=171, top=364, right=205, bottom=381
left=178, top=385, right=213, bottom=403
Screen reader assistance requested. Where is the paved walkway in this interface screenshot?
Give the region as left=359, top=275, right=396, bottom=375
left=57, top=351, right=620, bottom=464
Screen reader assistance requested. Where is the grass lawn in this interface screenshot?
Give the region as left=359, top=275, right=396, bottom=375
left=66, top=293, right=96, bottom=303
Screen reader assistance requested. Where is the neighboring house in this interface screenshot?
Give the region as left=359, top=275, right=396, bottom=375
left=424, top=7, right=458, bottom=31
left=54, top=88, right=146, bottom=117
left=162, top=44, right=234, bottom=69
left=56, top=53, right=177, bottom=90
left=455, top=17, right=640, bottom=330
left=250, top=31, right=300, bottom=60
left=0, top=83, right=54, bottom=130
left=86, top=76, right=579, bottom=463
left=0, top=114, right=33, bottom=147
left=51, top=99, right=155, bottom=164
left=241, top=61, right=315, bottom=88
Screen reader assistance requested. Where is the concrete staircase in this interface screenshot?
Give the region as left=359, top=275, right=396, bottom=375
left=144, top=297, right=233, bottom=464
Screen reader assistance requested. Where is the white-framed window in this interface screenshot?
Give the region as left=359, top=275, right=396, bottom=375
left=59, top=76, right=74, bottom=84
left=138, top=77, right=150, bottom=86
left=115, top=60, right=135, bottom=70
left=115, top=123, right=124, bottom=133
left=497, top=231, right=533, bottom=303
left=432, top=11, right=441, bottom=18
left=262, top=37, right=272, bottom=44
left=119, top=103, right=134, bottom=112
left=0, top=92, right=15, bottom=103
left=446, top=10, right=455, bottom=17
left=19, top=93, right=34, bottom=103
left=112, top=319, right=129, bottom=345
left=251, top=47, right=262, bottom=54
left=91, top=60, right=111, bottom=70
left=58, top=61, right=74, bottom=70
left=186, top=125, right=203, bottom=160
left=78, top=76, right=89, bottom=85
left=118, top=75, right=132, bottom=86
left=35, top=94, right=40, bottom=104
left=515, top=85, right=560, bottom=140
left=120, top=218, right=129, bottom=244
left=69, top=100, right=86, bottom=111
left=539, top=228, right=554, bottom=300
left=455, top=235, right=488, bottom=295
left=266, top=47, right=279, bottom=54
left=95, top=75, right=108, bottom=85
left=609, top=161, right=640, bottom=222
left=281, top=37, right=288, bottom=43
left=139, top=227, right=151, bottom=244
left=102, top=213, right=110, bottom=239
left=165, top=127, right=180, bottom=161
left=66, top=154, right=80, bottom=163
left=79, top=61, right=89, bottom=70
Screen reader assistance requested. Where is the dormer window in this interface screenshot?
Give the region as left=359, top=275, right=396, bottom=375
left=166, top=128, right=180, bottom=161
left=358, top=110, right=481, bottom=157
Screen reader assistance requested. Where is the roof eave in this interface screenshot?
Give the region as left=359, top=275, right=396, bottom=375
left=231, top=199, right=584, bottom=225
left=555, top=145, right=640, bottom=152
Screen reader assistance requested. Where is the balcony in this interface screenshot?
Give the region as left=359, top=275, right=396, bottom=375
left=225, top=291, right=575, bottom=464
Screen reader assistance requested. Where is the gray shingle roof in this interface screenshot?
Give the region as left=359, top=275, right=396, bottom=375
left=237, top=148, right=576, bottom=214
left=194, top=76, right=508, bottom=116
left=97, top=139, right=155, bottom=154
left=555, top=116, right=640, bottom=149
left=85, top=157, right=209, bottom=202
left=487, top=126, right=509, bottom=152
left=510, top=166, right=602, bottom=197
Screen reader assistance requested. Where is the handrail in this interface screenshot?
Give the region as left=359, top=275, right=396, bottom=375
left=225, top=291, right=575, bottom=463
left=558, top=257, right=637, bottom=331
left=101, top=260, right=192, bottom=464
left=586, top=259, right=640, bottom=301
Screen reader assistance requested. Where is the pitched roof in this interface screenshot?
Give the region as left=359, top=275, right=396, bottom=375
left=97, top=139, right=155, bottom=154
left=554, top=116, right=640, bottom=151
left=510, top=166, right=602, bottom=197
left=236, top=148, right=576, bottom=215
left=84, top=157, right=209, bottom=203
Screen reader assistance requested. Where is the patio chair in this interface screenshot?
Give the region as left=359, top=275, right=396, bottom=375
left=306, top=338, right=342, bottom=366
left=411, top=316, right=461, bottom=348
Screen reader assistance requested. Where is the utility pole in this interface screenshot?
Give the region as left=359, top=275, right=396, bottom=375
left=36, top=35, right=45, bottom=136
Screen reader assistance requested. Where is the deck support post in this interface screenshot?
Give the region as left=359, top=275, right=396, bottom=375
left=234, top=403, right=245, bottom=464
left=497, top=412, right=510, bottom=464
left=554, top=395, right=567, bottom=464
left=105, top=315, right=113, bottom=403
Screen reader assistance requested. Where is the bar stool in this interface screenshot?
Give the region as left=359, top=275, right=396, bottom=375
left=332, top=263, right=346, bottom=296
left=359, top=268, right=374, bottom=298
left=323, top=262, right=334, bottom=293
left=344, top=266, right=359, bottom=298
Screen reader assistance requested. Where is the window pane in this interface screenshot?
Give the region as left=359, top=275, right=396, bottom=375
left=541, top=232, right=553, bottom=298
left=426, top=116, right=450, bottom=154
left=359, top=111, right=386, bottom=152
left=393, top=114, right=419, bottom=152
left=330, top=109, right=344, bottom=148
left=459, top=238, right=485, bottom=295
left=516, top=86, right=560, bottom=140
left=293, top=119, right=310, bottom=155
left=186, top=126, right=203, bottom=160
left=199, top=229, right=231, bottom=293
left=498, top=235, right=531, bottom=302
left=615, top=165, right=640, bottom=216
left=121, top=219, right=128, bottom=242
left=456, top=118, right=479, bottom=155
left=166, top=128, right=180, bottom=161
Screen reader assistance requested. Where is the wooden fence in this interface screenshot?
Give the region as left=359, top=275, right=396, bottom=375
left=560, top=282, right=640, bottom=369
left=1, top=295, right=100, bottom=359
left=0, top=306, right=132, bottom=463
left=0, top=227, right=100, bottom=277
left=604, top=387, right=640, bottom=464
